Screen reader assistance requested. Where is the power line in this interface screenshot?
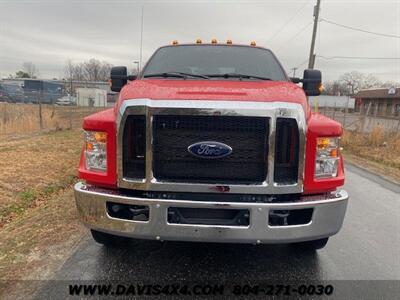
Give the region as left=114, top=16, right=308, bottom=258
left=268, top=0, right=312, bottom=42
left=318, top=55, right=400, bottom=60
left=293, top=58, right=309, bottom=70
left=291, top=55, right=400, bottom=75
left=320, top=18, right=400, bottom=39
left=275, top=20, right=313, bottom=51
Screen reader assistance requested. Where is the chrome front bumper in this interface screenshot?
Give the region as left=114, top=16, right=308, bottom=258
left=74, top=182, right=348, bottom=244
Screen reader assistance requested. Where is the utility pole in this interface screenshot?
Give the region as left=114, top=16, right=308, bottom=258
left=291, top=67, right=298, bottom=77
left=133, top=61, right=139, bottom=75
left=139, top=5, right=144, bottom=73
left=308, top=0, right=321, bottom=69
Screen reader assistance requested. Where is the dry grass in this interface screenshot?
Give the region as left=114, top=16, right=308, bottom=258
left=0, top=129, right=83, bottom=226
left=0, top=105, right=105, bottom=284
left=0, top=103, right=102, bottom=136
left=341, top=127, right=400, bottom=170
left=0, top=128, right=87, bottom=284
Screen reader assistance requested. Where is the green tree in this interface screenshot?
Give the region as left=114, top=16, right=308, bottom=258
left=15, top=71, right=30, bottom=78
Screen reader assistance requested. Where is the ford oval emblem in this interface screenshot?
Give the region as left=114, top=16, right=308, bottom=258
left=188, top=141, right=232, bottom=159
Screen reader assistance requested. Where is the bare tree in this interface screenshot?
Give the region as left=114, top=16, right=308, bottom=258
left=82, top=59, right=112, bottom=81
left=381, top=80, right=400, bottom=88
left=73, top=63, right=85, bottom=81
left=322, top=80, right=348, bottom=96
left=98, top=62, right=112, bottom=81
left=22, top=62, right=39, bottom=78
left=63, top=58, right=112, bottom=82
left=82, top=59, right=102, bottom=81
left=64, top=59, right=74, bottom=80
left=363, top=74, right=382, bottom=89
left=338, top=71, right=364, bottom=95
left=338, top=71, right=381, bottom=95
left=64, top=59, right=75, bottom=94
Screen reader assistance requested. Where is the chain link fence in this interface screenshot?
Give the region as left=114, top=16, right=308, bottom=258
left=0, top=102, right=103, bottom=137
left=317, top=107, right=400, bottom=134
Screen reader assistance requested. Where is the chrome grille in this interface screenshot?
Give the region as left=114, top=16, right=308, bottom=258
left=117, top=99, right=306, bottom=195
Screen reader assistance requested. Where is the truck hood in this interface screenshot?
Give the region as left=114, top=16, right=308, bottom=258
left=117, top=79, right=310, bottom=117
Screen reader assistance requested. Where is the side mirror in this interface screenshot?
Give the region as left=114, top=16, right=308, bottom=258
left=110, top=66, right=128, bottom=92
left=302, top=69, right=322, bottom=96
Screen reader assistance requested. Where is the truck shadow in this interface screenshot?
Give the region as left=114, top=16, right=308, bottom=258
left=55, top=235, right=324, bottom=281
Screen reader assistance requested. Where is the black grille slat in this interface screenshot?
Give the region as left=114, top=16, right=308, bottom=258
left=274, top=118, right=299, bottom=184
left=123, top=115, right=146, bottom=179
left=152, top=115, right=269, bottom=184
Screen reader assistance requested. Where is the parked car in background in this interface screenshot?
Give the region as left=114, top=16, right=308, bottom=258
left=55, top=95, right=76, bottom=106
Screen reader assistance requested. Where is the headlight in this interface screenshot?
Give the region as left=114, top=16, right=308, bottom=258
left=85, top=131, right=107, bottom=172
left=315, top=137, right=339, bottom=178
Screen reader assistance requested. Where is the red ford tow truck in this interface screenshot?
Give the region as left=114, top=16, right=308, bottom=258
left=74, top=41, right=348, bottom=250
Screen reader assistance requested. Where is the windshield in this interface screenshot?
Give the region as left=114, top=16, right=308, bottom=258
left=142, top=45, right=287, bottom=81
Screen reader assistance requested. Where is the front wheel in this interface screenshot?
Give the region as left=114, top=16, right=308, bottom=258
left=293, top=237, right=329, bottom=251
left=90, top=229, right=125, bottom=246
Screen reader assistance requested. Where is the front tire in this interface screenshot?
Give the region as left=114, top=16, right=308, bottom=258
left=90, top=229, right=125, bottom=246
left=293, top=237, right=329, bottom=251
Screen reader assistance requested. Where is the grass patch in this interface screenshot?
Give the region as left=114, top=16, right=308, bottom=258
left=20, top=190, right=37, bottom=203
left=43, top=186, right=56, bottom=196
left=1, top=175, right=78, bottom=225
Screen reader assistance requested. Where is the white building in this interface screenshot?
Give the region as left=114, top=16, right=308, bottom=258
left=309, top=95, right=355, bottom=109
left=76, top=88, right=107, bottom=107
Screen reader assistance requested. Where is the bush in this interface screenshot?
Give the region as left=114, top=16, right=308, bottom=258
left=368, top=127, right=385, bottom=147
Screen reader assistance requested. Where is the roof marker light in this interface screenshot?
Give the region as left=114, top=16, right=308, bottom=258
left=250, top=41, right=256, bottom=46
left=196, top=39, right=202, bottom=44
left=211, top=39, right=218, bottom=44
left=226, top=39, right=233, bottom=44
left=172, top=40, right=178, bottom=45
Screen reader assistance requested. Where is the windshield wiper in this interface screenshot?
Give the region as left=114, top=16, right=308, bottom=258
left=143, top=72, right=209, bottom=79
left=205, top=73, right=272, bottom=81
